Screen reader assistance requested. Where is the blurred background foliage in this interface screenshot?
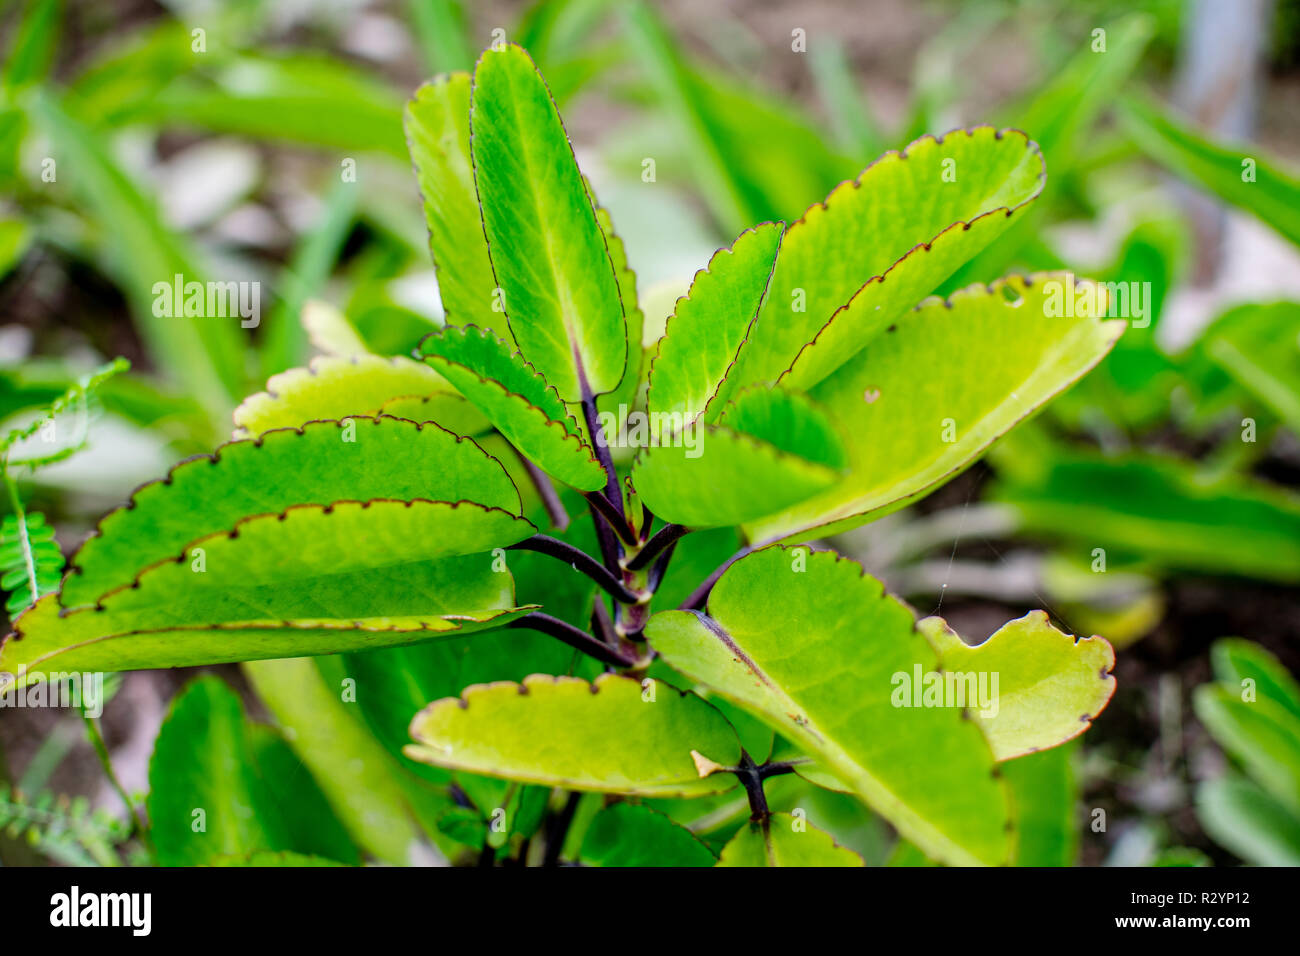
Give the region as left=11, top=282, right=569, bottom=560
left=1, top=0, right=1299, bottom=866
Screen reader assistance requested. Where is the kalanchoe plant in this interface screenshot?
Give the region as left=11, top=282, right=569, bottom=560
left=1, top=45, right=1126, bottom=867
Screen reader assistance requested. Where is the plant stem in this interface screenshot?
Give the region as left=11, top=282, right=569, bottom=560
left=584, top=491, right=635, bottom=547
left=508, top=535, right=640, bottom=604
left=736, top=753, right=769, bottom=823
left=81, top=709, right=152, bottom=851
left=542, top=791, right=580, bottom=867
left=680, top=544, right=754, bottom=610
left=506, top=612, right=636, bottom=668
left=510, top=446, right=569, bottom=532
left=623, top=522, right=689, bottom=571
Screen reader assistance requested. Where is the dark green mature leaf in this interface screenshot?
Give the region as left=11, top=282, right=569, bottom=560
left=580, top=803, right=717, bottom=867
left=918, top=611, right=1116, bottom=761
left=1197, top=303, right=1300, bottom=433
left=734, top=128, right=1046, bottom=392
left=746, top=275, right=1123, bottom=545
left=1120, top=94, right=1300, bottom=248
left=3, top=501, right=534, bottom=680
left=149, top=677, right=353, bottom=866
left=405, top=74, right=509, bottom=340
left=993, top=452, right=1300, bottom=582
left=646, top=223, right=783, bottom=423
left=1211, top=639, right=1300, bottom=726
left=418, top=325, right=607, bottom=490
left=406, top=673, right=742, bottom=797
left=646, top=547, right=1011, bottom=866
left=716, top=813, right=864, bottom=867
left=244, top=657, right=446, bottom=865
left=470, top=44, right=626, bottom=400
left=64, top=416, right=521, bottom=607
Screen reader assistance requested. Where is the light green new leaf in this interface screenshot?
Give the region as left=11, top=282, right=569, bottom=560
left=1195, top=684, right=1300, bottom=813
left=645, top=547, right=1011, bottom=866
left=470, top=44, right=626, bottom=400
left=2, top=501, right=534, bottom=681
left=580, top=803, right=717, bottom=867
left=406, top=673, right=741, bottom=797
left=418, top=325, right=606, bottom=491
left=716, top=813, right=864, bottom=867
left=717, top=386, right=847, bottom=469
left=1120, top=94, right=1300, bottom=248
left=917, top=611, right=1116, bottom=761
left=1197, top=777, right=1300, bottom=867
left=646, top=223, right=783, bottom=423
left=63, top=416, right=520, bottom=607
left=405, top=74, right=509, bottom=340
left=732, top=127, right=1046, bottom=392
left=746, top=275, right=1124, bottom=546
left=233, top=355, right=466, bottom=436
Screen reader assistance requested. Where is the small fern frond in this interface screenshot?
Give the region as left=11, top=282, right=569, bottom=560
left=0, top=511, right=64, bottom=614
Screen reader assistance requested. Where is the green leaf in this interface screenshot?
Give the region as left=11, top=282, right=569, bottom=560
left=917, top=611, right=1116, bottom=761
left=326, top=625, right=595, bottom=778
left=0, top=512, right=63, bottom=615
left=992, top=451, right=1300, bottom=582
left=210, top=851, right=348, bottom=867
left=244, top=657, right=444, bottom=865
left=630, top=426, right=840, bottom=529
left=1210, top=639, right=1300, bottom=726
left=1197, top=303, right=1300, bottom=433
left=31, top=95, right=243, bottom=416
left=1195, top=684, right=1300, bottom=813
left=746, top=275, right=1124, bottom=545
left=418, top=325, right=607, bottom=491
left=3, top=0, right=61, bottom=90
left=1004, top=743, right=1079, bottom=867
left=645, top=223, right=783, bottom=424
left=734, top=128, right=1046, bottom=392
left=1197, top=777, right=1300, bottom=867
left=645, top=547, right=1011, bottom=866
left=148, top=677, right=348, bottom=866
left=246, top=724, right=360, bottom=865
left=233, top=356, right=465, bottom=436
left=1120, top=94, right=1300, bottom=248
left=3, top=501, right=534, bottom=680
left=579, top=803, right=717, bottom=867
left=592, top=196, right=645, bottom=421
left=469, top=44, right=626, bottom=400
left=716, top=813, right=864, bottom=867
left=63, top=416, right=521, bottom=607
left=405, top=74, right=508, bottom=340
left=406, top=673, right=741, bottom=797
